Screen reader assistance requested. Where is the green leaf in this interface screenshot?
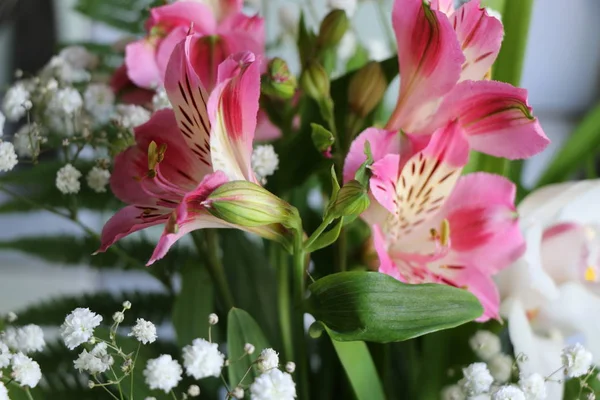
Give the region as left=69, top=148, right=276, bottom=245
left=227, top=308, right=271, bottom=387
left=308, top=271, right=483, bottom=342
left=329, top=338, right=386, bottom=400
left=73, top=0, right=158, bottom=34
left=311, top=123, right=335, bottom=153
left=221, top=231, right=279, bottom=346
left=172, top=261, right=214, bottom=347
left=537, top=102, right=600, bottom=186
left=16, top=291, right=173, bottom=327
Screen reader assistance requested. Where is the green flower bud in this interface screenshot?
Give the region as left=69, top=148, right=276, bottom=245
left=310, top=123, right=335, bottom=155
left=261, top=58, right=297, bottom=100
left=328, top=180, right=370, bottom=219
left=300, top=60, right=330, bottom=100
left=317, top=10, right=349, bottom=49
left=348, top=62, right=387, bottom=117
left=206, top=181, right=301, bottom=232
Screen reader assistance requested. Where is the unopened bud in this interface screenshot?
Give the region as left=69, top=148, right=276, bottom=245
left=311, top=123, right=335, bottom=155
left=244, top=343, right=256, bottom=355
left=285, top=361, right=296, bottom=373
left=88, top=380, right=95, bottom=389
left=113, top=312, right=125, bottom=323
left=188, top=385, right=200, bottom=397
left=328, top=180, right=370, bottom=219
left=348, top=61, right=387, bottom=117
left=208, top=313, right=219, bottom=325
left=300, top=61, right=330, bottom=100
left=232, top=387, right=244, bottom=399
left=205, top=181, right=301, bottom=231
left=6, top=312, right=17, bottom=323
left=317, top=9, right=349, bottom=49
left=122, top=301, right=132, bottom=310
left=262, top=58, right=297, bottom=100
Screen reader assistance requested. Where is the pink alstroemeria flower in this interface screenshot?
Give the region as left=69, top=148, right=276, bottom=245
left=385, top=0, right=549, bottom=159
left=344, top=124, right=524, bottom=321
left=98, top=37, right=269, bottom=265
left=124, top=0, right=264, bottom=91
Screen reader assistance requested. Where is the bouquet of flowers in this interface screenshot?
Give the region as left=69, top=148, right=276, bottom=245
left=0, top=0, right=599, bottom=399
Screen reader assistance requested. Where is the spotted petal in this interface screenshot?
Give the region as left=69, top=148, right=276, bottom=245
left=451, top=0, right=504, bottom=81
left=164, top=36, right=214, bottom=170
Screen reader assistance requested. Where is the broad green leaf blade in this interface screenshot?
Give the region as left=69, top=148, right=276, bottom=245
left=172, top=262, right=214, bottom=347
left=309, top=271, right=483, bottom=342
left=537, top=102, right=600, bottom=186
left=329, top=338, right=386, bottom=400
left=227, top=308, right=271, bottom=388
left=74, top=0, right=157, bottom=34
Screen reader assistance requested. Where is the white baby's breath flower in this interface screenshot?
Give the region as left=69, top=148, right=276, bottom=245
left=59, top=46, right=96, bottom=70
left=11, top=352, right=42, bottom=387
left=74, top=349, right=109, bottom=374
left=182, top=338, right=225, bottom=379
left=86, top=166, right=110, bottom=193
left=0, top=382, right=8, bottom=400
left=3, top=82, right=31, bottom=121
left=460, top=362, right=494, bottom=396
left=257, top=348, right=279, bottom=373
left=3, top=325, right=45, bottom=354
left=232, top=386, right=244, bottom=399
left=488, top=353, right=513, bottom=383
left=327, top=0, right=357, bottom=16
left=252, top=145, right=279, bottom=184
left=56, top=163, right=82, bottom=194
left=188, top=384, right=201, bottom=397
left=0, top=342, right=11, bottom=368
left=6, top=312, right=17, bottom=323
left=84, top=84, right=115, bottom=124
left=518, top=373, right=546, bottom=400
left=143, top=354, right=182, bottom=393
left=0, top=142, right=18, bottom=172
left=60, top=308, right=103, bottom=349
left=245, top=343, right=256, bottom=355
left=250, top=369, right=296, bottom=400
left=492, top=385, right=526, bottom=400
left=441, top=384, right=466, bottom=400
left=208, top=313, right=219, bottom=325
left=43, top=55, right=90, bottom=83
left=113, top=312, right=125, bottom=323
left=12, top=124, right=39, bottom=157
left=470, top=330, right=502, bottom=361
left=562, top=343, right=593, bottom=378
left=152, top=87, right=172, bottom=111
left=129, top=319, right=157, bottom=344
left=48, top=87, right=83, bottom=115
left=114, top=104, right=151, bottom=129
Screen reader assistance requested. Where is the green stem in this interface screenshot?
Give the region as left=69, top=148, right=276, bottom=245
left=193, top=230, right=235, bottom=310
left=292, top=232, right=309, bottom=400
left=110, top=367, right=124, bottom=400
left=24, top=388, right=34, bottom=400
left=275, top=245, right=294, bottom=362
left=304, top=217, right=334, bottom=250
left=130, top=343, right=141, bottom=400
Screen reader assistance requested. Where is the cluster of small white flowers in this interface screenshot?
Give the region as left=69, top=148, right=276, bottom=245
left=12, top=124, right=41, bottom=157
left=11, top=352, right=42, bottom=387
left=518, top=373, right=546, bottom=400
left=0, top=342, right=12, bottom=368
left=460, top=362, right=494, bottom=395
left=56, top=163, right=82, bottom=194
left=488, top=353, right=513, bottom=383
left=47, top=86, right=83, bottom=116
left=492, top=385, right=526, bottom=400
left=2, top=82, right=31, bottom=121
left=250, top=368, right=297, bottom=400
left=188, top=384, right=201, bottom=397
left=74, top=342, right=114, bottom=374
left=60, top=308, right=103, bottom=349
left=441, top=384, right=465, bottom=400
left=42, top=46, right=95, bottom=83
left=258, top=348, right=280, bottom=373
left=114, top=104, right=151, bottom=129
left=252, top=145, right=279, bottom=184
left=562, top=343, right=593, bottom=378
left=152, top=87, right=172, bottom=111
left=129, top=318, right=157, bottom=344
left=0, top=141, right=18, bottom=172
left=327, top=0, right=357, bottom=16
left=1, top=325, right=45, bottom=354
left=86, top=166, right=111, bottom=193
left=143, top=354, right=183, bottom=393
left=0, top=382, right=8, bottom=400
left=84, top=83, right=115, bottom=124
left=182, top=338, right=225, bottom=379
